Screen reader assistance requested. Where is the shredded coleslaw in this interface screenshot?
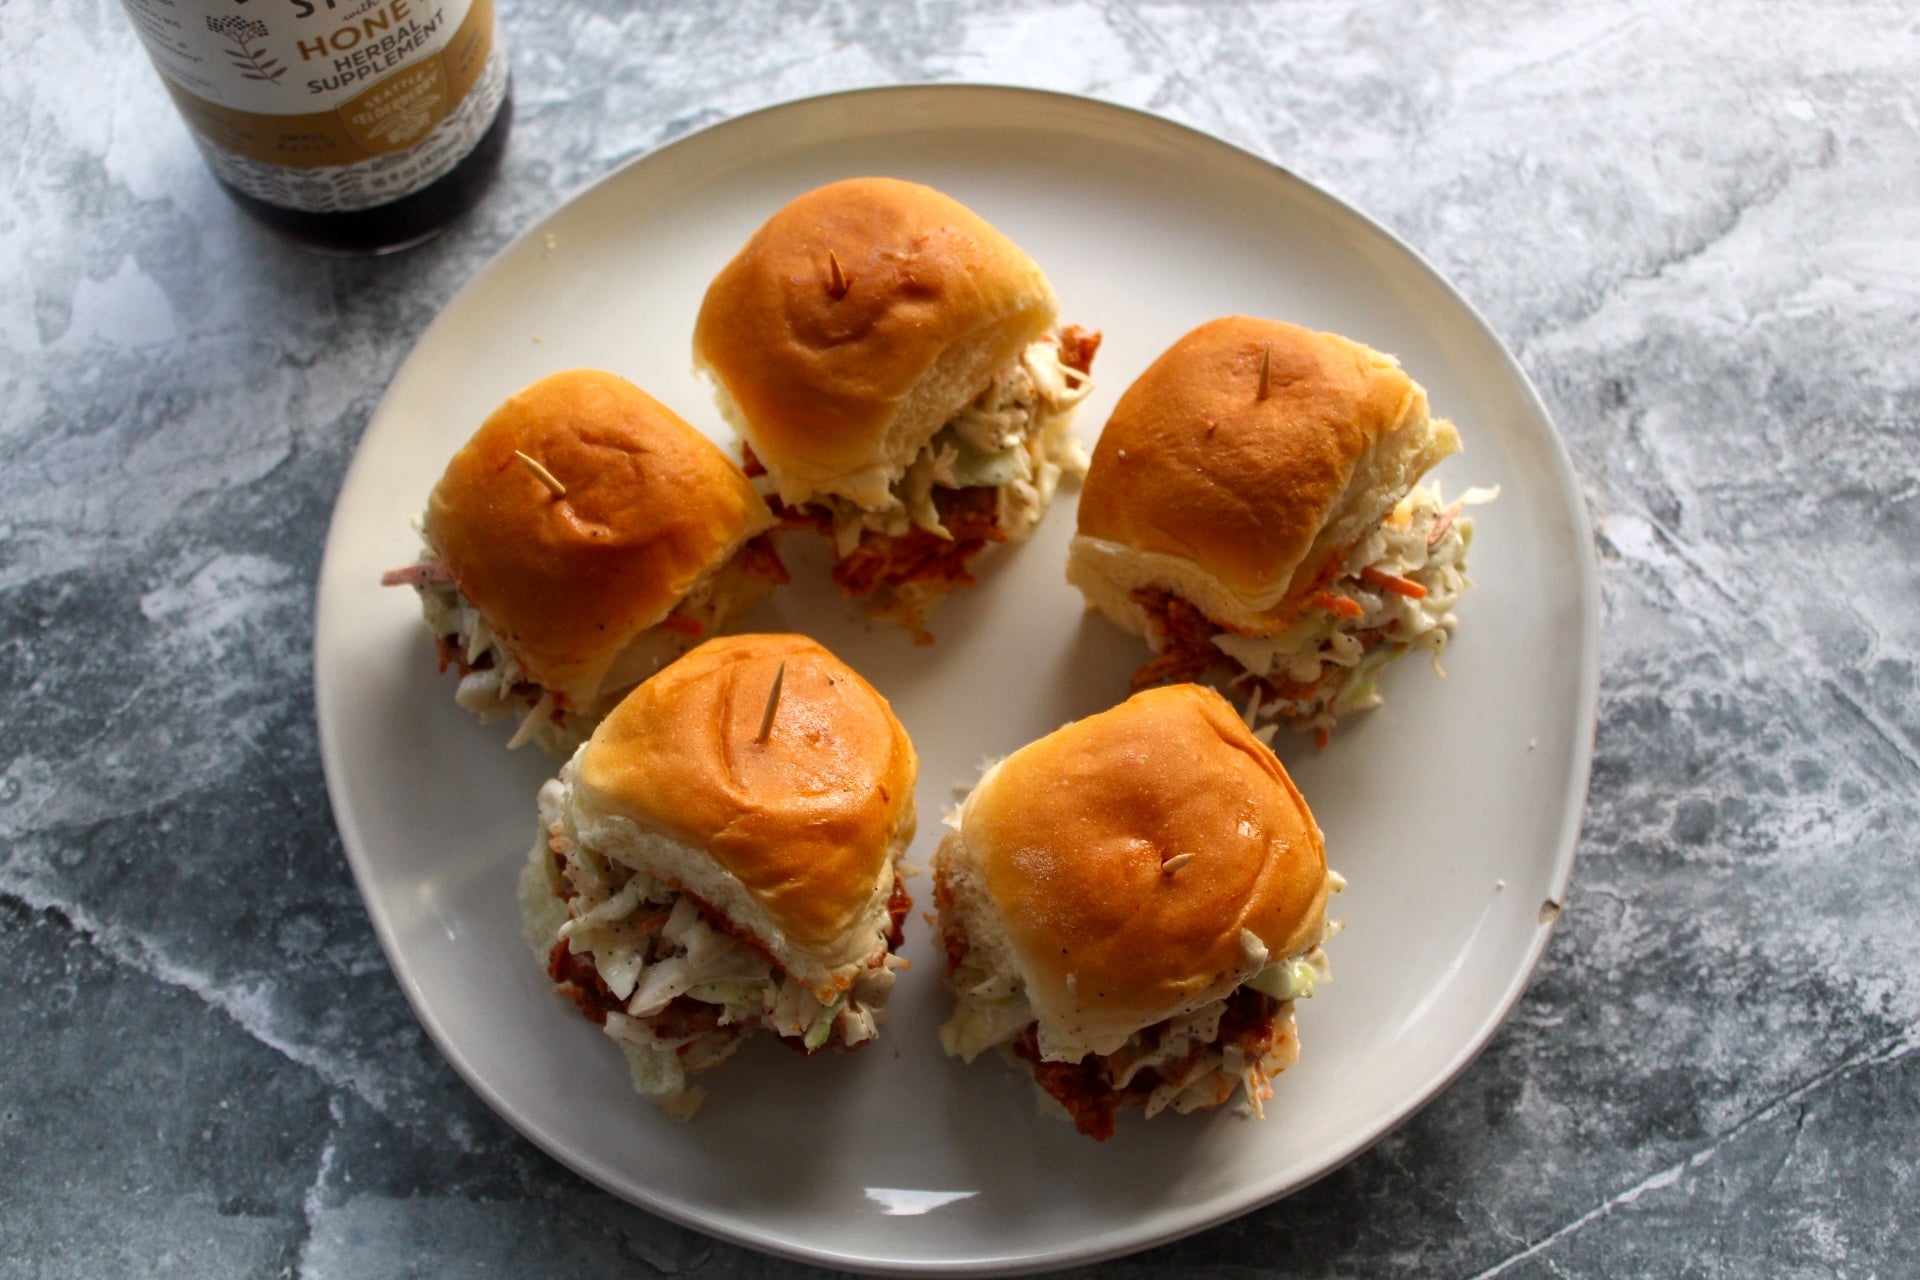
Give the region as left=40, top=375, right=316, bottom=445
left=937, top=849, right=1344, bottom=1125
left=524, top=780, right=904, bottom=1116
left=1210, top=484, right=1498, bottom=737
left=805, top=333, right=1093, bottom=556
left=402, top=544, right=772, bottom=756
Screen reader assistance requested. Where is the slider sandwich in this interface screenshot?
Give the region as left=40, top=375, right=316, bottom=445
left=935, top=684, right=1341, bottom=1141
left=694, top=177, right=1099, bottom=635
left=383, top=369, right=786, bottom=756
left=1068, top=316, right=1493, bottom=745
left=521, top=634, right=918, bottom=1116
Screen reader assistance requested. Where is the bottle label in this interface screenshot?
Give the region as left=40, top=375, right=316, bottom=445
left=121, top=0, right=506, bottom=214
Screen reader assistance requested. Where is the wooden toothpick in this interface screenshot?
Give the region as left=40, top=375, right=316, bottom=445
left=514, top=450, right=567, bottom=498
left=755, top=658, right=788, bottom=744
left=1256, top=342, right=1273, bottom=402
left=827, top=250, right=849, bottom=300
left=1161, top=852, right=1195, bottom=875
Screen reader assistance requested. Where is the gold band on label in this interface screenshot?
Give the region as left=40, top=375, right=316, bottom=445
left=163, top=0, right=493, bottom=169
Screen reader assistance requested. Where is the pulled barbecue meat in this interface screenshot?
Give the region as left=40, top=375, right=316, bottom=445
left=832, top=486, right=1005, bottom=596
left=932, top=867, right=970, bottom=976
left=734, top=531, right=791, bottom=588
left=544, top=872, right=913, bottom=1053
left=1128, top=587, right=1384, bottom=712
left=884, top=876, right=913, bottom=952
left=737, top=324, right=1099, bottom=604
left=1128, top=589, right=1236, bottom=692
left=1057, top=324, right=1101, bottom=377
left=743, top=449, right=1010, bottom=599
left=548, top=941, right=626, bottom=1025
left=1009, top=987, right=1289, bottom=1142
left=549, top=945, right=742, bottom=1057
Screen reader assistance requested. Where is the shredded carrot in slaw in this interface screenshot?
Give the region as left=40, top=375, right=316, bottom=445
left=1360, top=566, right=1429, bottom=599
left=1427, top=502, right=1463, bottom=549
left=380, top=562, right=454, bottom=587
left=1310, top=590, right=1366, bottom=620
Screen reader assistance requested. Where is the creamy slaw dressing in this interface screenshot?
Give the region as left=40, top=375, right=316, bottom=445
left=938, top=846, right=1344, bottom=1122
left=1210, top=484, right=1497, bottom=734
left=408, top=546, right=769, bottom=754
left=525, top=780, right=902, bottom=1115
left=806, top=334, right=1093, bottom=555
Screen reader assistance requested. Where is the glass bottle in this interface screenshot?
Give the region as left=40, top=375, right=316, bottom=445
left=120, top=0, right=512, bottom=253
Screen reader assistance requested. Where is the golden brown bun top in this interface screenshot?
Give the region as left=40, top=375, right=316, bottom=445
left=1076, top=316, right=1459, bottom=615
left=422, top=370, right=773, bottom=708
left=692, top=177, right=1058, bottom=507
left=577, top=634, right=918, bottom=956
left=962, top=684, right=1328, bottom=1051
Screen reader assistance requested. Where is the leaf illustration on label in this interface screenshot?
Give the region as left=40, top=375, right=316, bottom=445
left=207, top=14, right=286, bottom=87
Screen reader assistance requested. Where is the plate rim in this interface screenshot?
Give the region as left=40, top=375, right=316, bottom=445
left=314, top=81, right=1600, bottom=1276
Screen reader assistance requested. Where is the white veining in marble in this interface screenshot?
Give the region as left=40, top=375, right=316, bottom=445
left=2, top=1, right=1916, bottom=1276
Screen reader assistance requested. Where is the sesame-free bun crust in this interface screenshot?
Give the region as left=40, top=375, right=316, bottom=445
left=423, top=370, right=773, bottom=709
left=948, top=684, right=1328, bottom=1058
left=1071, top=316, right=1460, bottom=631
left=573, top=634, right=917, bottom=994
left=693, top=177, right=1059, bottom=509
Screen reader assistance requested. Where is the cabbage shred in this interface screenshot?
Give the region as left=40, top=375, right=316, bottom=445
left=807, top=332, right=1094, bottom=557
left=937, top=858, right=1341, bottom=1129
left=524, top=781, right=903, bottom=1117
left=1196, top=484, right=1495, bottom=738
left=406, top=545, right=773, bottom=756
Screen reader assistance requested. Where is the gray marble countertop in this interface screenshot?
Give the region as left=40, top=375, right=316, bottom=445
left=5, top=2, right=1917, bottom=1276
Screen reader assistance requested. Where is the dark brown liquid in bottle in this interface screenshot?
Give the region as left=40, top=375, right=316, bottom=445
left=219, top=90, right=512, bottom=255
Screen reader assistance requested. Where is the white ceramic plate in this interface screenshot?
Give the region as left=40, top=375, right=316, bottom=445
left=315, top=86, right=1598, bottom=1275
